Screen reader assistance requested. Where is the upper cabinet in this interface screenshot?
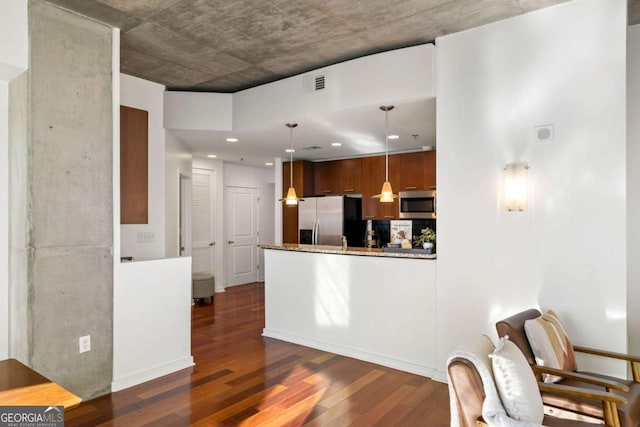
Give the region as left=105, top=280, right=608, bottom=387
left=337, top=158, right=362, bottom=194
left=391, top=152, right=424, bottom=192
left=313, top=161, right=339, bottom=195
left=423, top=150, right=436, bottom=189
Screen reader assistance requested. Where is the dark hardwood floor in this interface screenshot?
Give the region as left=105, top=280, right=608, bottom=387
left=66, top=282, right=450, bottom=426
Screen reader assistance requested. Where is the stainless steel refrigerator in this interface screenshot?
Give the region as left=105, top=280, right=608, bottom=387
left=298, top=196, right=365, bottom=246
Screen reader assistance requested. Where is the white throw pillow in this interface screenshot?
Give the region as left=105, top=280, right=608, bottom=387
left=489, top=336, right=544, bottom=424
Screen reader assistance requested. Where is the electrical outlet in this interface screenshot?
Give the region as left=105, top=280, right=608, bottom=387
left=79, top=335, right=91, bottom=353
left=137, top=231, right=156, bottom=244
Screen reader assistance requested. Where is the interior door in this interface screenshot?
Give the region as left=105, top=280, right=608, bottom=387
left=191, top=168, right=216, bottom=275
left=226, top=186, right=258, bottom=286
left=179, top=174, right=191, bottom=257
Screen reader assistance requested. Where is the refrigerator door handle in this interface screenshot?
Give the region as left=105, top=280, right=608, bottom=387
left=314, top=219, right=319, bottom=245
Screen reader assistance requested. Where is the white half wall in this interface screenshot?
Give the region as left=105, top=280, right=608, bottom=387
left=0, top=82, right=8, bottom=359
left=0, top=0, right=28, bottom=80
left=435, top=0, right=627, bottom=380
left=165, top=132, right=192, bottom=258
left=112, top=257, right=193, bottom=391
left=628, top=24, right=640, bottom=357
left=120, top=74, right=165, bottom=260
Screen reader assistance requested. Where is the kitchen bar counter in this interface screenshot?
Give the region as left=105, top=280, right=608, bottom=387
left=259, top=243, right=436, bottom=259
left=261, top=245, right=437, bottom=378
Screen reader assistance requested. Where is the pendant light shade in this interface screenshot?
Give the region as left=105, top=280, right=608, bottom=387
left=372, top=105, right=398, bottom=203
left=279, top=123, right=304, bottom=206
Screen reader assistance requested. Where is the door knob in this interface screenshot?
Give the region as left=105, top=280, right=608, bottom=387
left=209, top=242, right=215, bottom=246
left=227, top=240, right=235, bottom=244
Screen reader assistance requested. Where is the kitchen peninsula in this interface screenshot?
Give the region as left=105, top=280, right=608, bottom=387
left=260, top=243, right=437, bottom=378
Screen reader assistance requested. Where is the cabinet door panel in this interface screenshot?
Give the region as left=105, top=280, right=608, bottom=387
left=338, top=158, right=362, bottom=194
left=423, top=150, right=436, bottom=189
left=314, top=161, right=338, bottom=195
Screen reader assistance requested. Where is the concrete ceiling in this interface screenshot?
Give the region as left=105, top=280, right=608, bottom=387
left=44, top=0, right=639, bottom=167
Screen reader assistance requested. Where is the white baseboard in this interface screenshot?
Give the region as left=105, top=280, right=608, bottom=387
left=111, top=356, right=194, bottom=392
left=431, top=369, right=448, bottom=383
left=262, top=328, right=436, bottom=379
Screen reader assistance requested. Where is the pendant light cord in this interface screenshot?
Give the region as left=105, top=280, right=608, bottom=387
left=385, top=109, right=389, bottom=181
left=289, top=125, right=294, bottom=187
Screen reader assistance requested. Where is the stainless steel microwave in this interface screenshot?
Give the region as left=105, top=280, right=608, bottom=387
left=399, top=190, right=436, bottom=219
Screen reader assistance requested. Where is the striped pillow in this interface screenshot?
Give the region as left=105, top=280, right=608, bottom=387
left=524, top=310, right=577, bottom=383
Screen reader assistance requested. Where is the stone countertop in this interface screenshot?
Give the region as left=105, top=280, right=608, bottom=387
left=259, top=243, right=436, bottom=259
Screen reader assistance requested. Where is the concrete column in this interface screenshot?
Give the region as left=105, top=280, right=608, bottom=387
left=9, top=0, right=114, bottom=400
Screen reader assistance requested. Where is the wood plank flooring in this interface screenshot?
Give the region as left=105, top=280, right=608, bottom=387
left=66, top=282, right=450, bottom=426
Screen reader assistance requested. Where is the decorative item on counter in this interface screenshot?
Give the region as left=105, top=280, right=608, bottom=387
left=390, top=220, right=412, bottom=247
left=413, top=227, right=436, bottom=253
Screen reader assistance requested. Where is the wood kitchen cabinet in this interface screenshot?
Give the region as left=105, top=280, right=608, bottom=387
left=282, top=160, right=314, bottom=243
left=391, top=152, right=424, bottom=192
left=360, top=155, right=399, bottom=220
left=313, top=161, right=339, bottom=195
left=423, top=150, right=436, bottom=189
left=337, top=158, right=362, bottom=194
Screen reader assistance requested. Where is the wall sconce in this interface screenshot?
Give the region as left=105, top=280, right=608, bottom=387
left=504, top=163, right=529, bottom=211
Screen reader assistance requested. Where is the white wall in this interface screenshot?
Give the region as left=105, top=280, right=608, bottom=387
left=628, top=24, right=640, bottom=357
left=120, top=74, right=165, bottom=260
left=0, top=0, right=28, bottom=81
left=234, top=44, right=434, bottom=130
left=165, top=132, right=192, bottom=258
left=164, top=91, right=232, bottom=131
left=112, top=257, right=193, bottom=391
left=0, top=82, right=8, bottom=360
left=435, top=0, right=627, bottom=380
left=223, top=163, right=275, bottom=282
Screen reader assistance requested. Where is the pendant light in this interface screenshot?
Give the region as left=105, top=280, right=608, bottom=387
left=372, top=105, right=398, bottom=203
left=279, top=123, right=304, bottom=206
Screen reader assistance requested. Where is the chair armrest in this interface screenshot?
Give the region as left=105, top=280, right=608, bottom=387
left=538, top=382, right=627, bottom=405
left=574, top=345, right=640, bottom=382
left=573, top=345, right=640, bottom=363
left=531, top=365, right=629, bottom=392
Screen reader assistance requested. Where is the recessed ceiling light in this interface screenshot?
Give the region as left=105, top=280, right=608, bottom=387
left=285, top=148, right=295, bottom=153
left=331, top=142, right=342, bottom=147
left=207, top=154, right=217, bottom=158
left=388, top=135, right=399, bottom=140
left=226, top=137, right=238, bottom=142
left=265, top=162, right=274, bottom=166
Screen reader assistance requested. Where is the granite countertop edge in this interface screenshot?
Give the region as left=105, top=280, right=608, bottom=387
left=259, top=244, right=436, bottom=259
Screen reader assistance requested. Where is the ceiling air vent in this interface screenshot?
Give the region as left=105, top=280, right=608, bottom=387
left=302, top=146, right=323, bottom=151
left=303, top=73, right=326, bottom=93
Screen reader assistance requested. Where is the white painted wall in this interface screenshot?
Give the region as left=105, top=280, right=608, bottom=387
left=0, top=0, right=28, bottom=81
left=263, top=249, right=437, bottom=376
left=0, top=82, right=8, bottom=360
left=223, top=163, right=275, bottom=282
left=112, top=257, right=193, bottom=391
left=274, top=158, right=283, bottom=245
left=435, top=0, right=627, bottom=381
left=192, top=158, right=225, bottom=291
left=165, top=132, right=192, bottom=258
left=628, top=24, right=640, bottom=358
left=234, top=44, right=434, bottom=130
left=120, top=74, right=165, bottom=261
left=164, top=91, right=232, bottom=131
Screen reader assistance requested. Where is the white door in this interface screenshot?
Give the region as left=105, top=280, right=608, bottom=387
left=191, top=169, right=216, bottom=275
left=226, top=186, right=258, bottom=286
left=179, top=174, right=191, bottom=257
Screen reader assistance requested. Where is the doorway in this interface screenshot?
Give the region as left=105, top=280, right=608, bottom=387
left=225, top=186, right=258, bottom=287
left=179, top=173, right=191, bottom=257
left=191, top=168, right=217, bottom=276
